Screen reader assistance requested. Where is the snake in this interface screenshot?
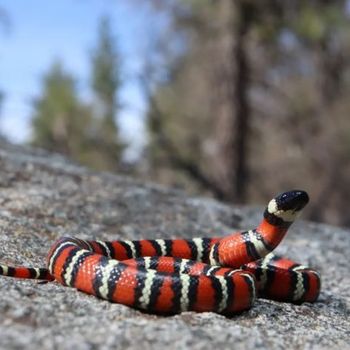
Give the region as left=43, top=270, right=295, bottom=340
left=0, top=190, right=321, bottom=314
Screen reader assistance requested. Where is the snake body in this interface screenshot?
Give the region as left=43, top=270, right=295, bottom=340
left=0, top=190, right=321, bottom=314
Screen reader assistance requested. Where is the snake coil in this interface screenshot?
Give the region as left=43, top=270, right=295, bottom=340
left=0, top=190, right=321, bottom=314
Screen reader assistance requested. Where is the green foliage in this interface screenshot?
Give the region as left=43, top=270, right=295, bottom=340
left=31, top=61, right=92, bottom=156
left=91, top=17, right=120, bottom=118
left=91, top=16, right=124, bottom=163
left=92, top=17, right=120, bottom=102
left=293, top=4, right=347, bottom=42
left=31, top=16, right=124, bottom=171
left=144, top=0, right=350, bottom=225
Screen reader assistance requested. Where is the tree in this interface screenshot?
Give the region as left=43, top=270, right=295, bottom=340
left=144, top=0, right=254, bottom=202
left=31, top=61, right=92, bottom=157
left=31, top=17, right=125, bottom=172
left=91, top=16, right=124, bottom=165
left=142, top=0, right=350, bottom=226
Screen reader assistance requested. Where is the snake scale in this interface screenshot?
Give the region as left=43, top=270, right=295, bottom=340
left=0, top=190, right=321, bottom=314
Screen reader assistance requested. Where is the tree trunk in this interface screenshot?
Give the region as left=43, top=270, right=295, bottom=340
left=211, top=0, right=251, bottom=203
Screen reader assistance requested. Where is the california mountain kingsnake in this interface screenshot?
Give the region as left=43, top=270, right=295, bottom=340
left=0, top=190, right=321, bottom=314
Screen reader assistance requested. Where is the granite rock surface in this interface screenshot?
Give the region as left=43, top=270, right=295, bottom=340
left=0, top=142, right=349, bottom=350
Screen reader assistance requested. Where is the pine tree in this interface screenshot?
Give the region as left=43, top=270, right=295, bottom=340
left=144, top=0, right=350, bottom=225
left=31, top=60, right=92, bottom=157
left=31, top=18, right=125, bottom=172
left=91, top=16, right=124, bottom=165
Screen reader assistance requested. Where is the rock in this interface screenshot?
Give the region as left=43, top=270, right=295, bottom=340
left=0, top=141, right=349, bottom=350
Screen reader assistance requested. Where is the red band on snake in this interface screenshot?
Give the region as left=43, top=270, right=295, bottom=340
left=0, top=190, right=321, bottom=314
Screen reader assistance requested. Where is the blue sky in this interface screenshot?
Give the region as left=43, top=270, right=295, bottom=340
left=0, top=0, right=154, bottom=159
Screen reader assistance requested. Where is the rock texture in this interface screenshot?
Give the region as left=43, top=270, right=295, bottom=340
left=0, top=141, right=349, bottom=350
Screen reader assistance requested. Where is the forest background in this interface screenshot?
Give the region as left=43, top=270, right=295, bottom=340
left=1, top=0, right=350, bottom=227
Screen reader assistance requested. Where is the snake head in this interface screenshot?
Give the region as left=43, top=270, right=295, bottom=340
left=265, top=190, right=309, bottom=225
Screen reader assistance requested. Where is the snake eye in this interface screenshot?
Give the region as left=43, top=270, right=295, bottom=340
left=275, top=190, right=309, bottom=212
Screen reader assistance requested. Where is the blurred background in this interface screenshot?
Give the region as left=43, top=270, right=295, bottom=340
left=0, top=0, right=350, bottom=227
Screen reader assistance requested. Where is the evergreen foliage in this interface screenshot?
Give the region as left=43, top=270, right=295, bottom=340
left=31, top=16, right=123, bottom=171
left=144, top=0, right=350, bottom=225
left=31, top=61, right=92, bottom=157
left=90, top=16, right=124, bottom=166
